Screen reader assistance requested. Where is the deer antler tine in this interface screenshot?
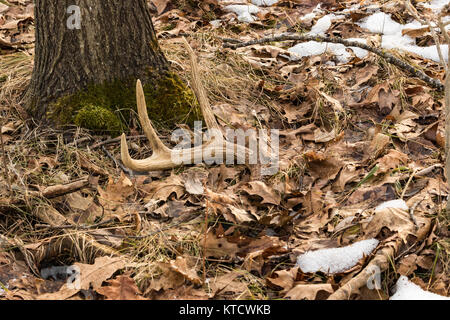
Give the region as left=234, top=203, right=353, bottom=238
left=136, top=80, right=171, bottom=153
left=182, top=37, right=221, bottom=133
left=120, top=133, right=135, bottom=170
left=120, top=42, right=254, bottom=173
left=120, top=80, right=173, bottom=172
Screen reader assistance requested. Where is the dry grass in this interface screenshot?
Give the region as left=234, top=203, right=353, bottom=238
left=0, top=32, right=280, bottom=299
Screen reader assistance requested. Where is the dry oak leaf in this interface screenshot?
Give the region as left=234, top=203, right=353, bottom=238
left=285, top=283, right=334, bottom=300
left=97, top=172, right=134, bottom=206
left=205, top=188, right=236, bottom=205
left=363, top=207, right=431, bottom=243
left=397, top=254, right=418, bottom=276
left=319, top=91, right=343, bottom=112
left=307, top=156, right=343, bottom=183
left=37, top=256, right=126, bottom=300
left=181, top=168, right=208, bottom=195
left=148, top=263, right=185, bottom=292
left=242, top=236, right=288, bottom=273
left=226, top=204, right=255, bottom=224
left=401, top=26, right=430, bottom=38
left=267, top=267, right=298, bottom=293
left=140, top=173, right=185, bottom=202
left=96, top=275, right=146, bottom=300
left=375, top=149, right=408, bottom=175
left=366, top=133, right=391, bottom=160
left=203, top=232, right=239, bottom=259
left=334, top=164, right=361, bottom=192
left=151, top=0, right=171, bottom=15
left=169, top=256, right=202, bottom=285
left=241, top=181, right=281, bottom=205
left=65, top=191, right=93, bottom=211
left=209, top=273, right=248, bottom=297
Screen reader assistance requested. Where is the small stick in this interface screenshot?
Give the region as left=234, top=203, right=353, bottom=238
left=409, top=198, right=422, bottom=230
left=0, top=129, right=11, bottom=195
left=102, top=145, right=134, bottom=177
left=39, top=177, right=90, bottom=199
left=67, top=136, right=92, bottom=147
left=401, top=169, right=417, bottom=199
left=91, top=135, right=147, bottom=150
left=203, top=199, right=210, bottom=285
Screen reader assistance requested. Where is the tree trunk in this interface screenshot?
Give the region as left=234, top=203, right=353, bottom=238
left=25, top=0, right=194, bottom=132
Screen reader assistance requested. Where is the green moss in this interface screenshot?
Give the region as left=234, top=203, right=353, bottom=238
left=73, top=104, right=122, bottom=136
left=48, top=72, right=201, bottom=136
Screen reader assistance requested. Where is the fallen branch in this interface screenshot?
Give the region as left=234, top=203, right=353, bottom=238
left=37, top=176, right=90, bottom=199
left=223, top=34, right=444, bottom=91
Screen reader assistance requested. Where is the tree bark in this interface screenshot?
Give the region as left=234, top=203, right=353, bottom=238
left=25, top=0, right=170, bottom=119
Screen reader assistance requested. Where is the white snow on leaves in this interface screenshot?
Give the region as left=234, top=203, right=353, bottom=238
left=390, top=276, right=450, bottom=300
left=296, top=239, right=379, bottom=274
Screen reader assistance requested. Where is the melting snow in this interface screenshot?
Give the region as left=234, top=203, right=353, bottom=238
left=289, top=6, right=449, bottom=64
left=309, top=15, right=333, bottom=36
left=296, top=239, right=379, bottom=274
left=252, top=0, right=279, bottom=6
left=289, top=37, right=368, bottom=64
left=308, top=14, right=345, bottom=36
left=224, top=4, right=260, bottom=23
left=375, top=199, right=409, bottom=212
left=420, top=0, right=450, bottom=12
left=357, top=11, right=404, bottom=35
left=223, top=0, right=279, bottom=22
left=357, top=11, right=449, bottom=63
left=390, top=276, right=450, bottom=300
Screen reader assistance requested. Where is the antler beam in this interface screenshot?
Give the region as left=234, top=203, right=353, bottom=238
left=120, top=38, right=251, bottom=172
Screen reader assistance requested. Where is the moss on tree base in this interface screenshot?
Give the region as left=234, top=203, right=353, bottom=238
left=47, top=72, right=201, bottom=136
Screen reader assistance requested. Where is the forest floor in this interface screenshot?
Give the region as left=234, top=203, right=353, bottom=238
left=0, top=0, right=449, bottom=300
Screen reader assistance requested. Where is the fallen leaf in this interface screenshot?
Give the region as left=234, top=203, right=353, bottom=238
left=96, top=275, right=146, bottom=300
left=285, top=283, right=334, bottom=300
left=242, top=181, right=281, bottom=205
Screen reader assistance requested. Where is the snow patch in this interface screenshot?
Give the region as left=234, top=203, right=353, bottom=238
left=390, top=276, right=450, bottom=300
left=252, top=0, right=279, bottom=6
left=357, top=12, right=449, bottom=63
left=223, top=0, right=279, bottom=22
left=357, top=11, right=403, bottom=35
left=419, top=0, right=450, bottom=12
left=307, top=14, right=344, bottom=36
left=375, top=199, right=409, bottom=212
left=309, top=15, right=332, bottom=35
left=224, top=4, right=260, bottom=23
left=210, top=19, right=222, bottom=28
left=300, top=4, right=323, bottom=22
left=296, top=239, right=379, bottom=274
left=289, top=38, right=368, bottom=63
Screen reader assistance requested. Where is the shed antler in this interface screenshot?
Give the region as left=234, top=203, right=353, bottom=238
left=120, top=38, right=250, bottom=172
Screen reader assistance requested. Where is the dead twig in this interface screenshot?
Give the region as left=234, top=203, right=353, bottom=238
left=0, top=128, right=12, bottom=195
left=90, top=135, right=147, bottom=150
left=409, top=198, right=422, bottom=230
left=37, top=176, right=90, bottom=199
left=101, top=145, right=134, bottom=177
